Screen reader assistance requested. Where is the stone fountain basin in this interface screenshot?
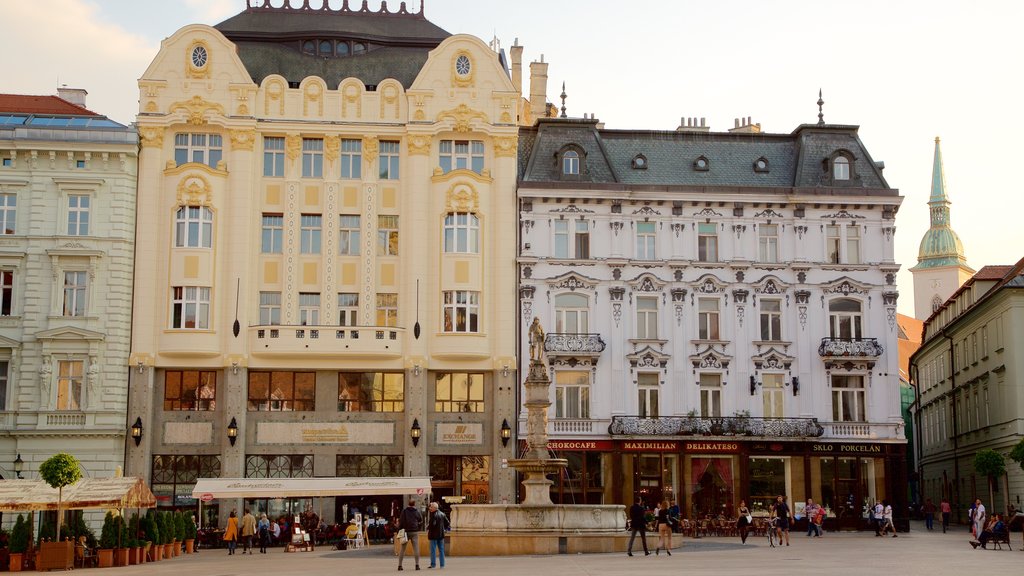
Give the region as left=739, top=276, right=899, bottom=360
left=451, top=503, right=625, bottom=533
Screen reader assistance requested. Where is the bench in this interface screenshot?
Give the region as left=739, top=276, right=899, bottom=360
left=987, top=530, right=1011, bottom=550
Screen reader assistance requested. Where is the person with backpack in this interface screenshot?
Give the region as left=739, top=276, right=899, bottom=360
left=397, top=499, right=423, bottom=571
left=426, top=502, right=449, bottom=569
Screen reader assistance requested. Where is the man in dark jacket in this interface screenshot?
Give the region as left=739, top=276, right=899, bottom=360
left=627, top=497, right=650, bottom=556
left=426, top=501, right=449, bottom=568
left=398, top=499, right=423, bottom=571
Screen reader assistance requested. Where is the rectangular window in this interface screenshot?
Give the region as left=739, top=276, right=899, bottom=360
left=300, top=214, right=322, bottom=254
left=0, top=194, right=15, bottom=235
left=63, top=271, right=87, bottom=316
left=339, top=372, right=404, bottom=412
left=263, top=137, right=285, bottom=177
left=555, top=370, right=589, bottom=419
left=174, top=133, right=223, bottom=168
left=846, top=225, right=861, bottom=264
left=638, top=373, right=659, bottom=418
left=245, top=454, right=313, bottom=479
left=56, top=360, right=83, bottom=411
left=698, top=298, right=720, bottom=340
left=434, top=372, right=484, bottom=412
left=340, top=139, right=362, bottom=179
left=698, top=222, right=718, bottom=262
left=831, top=375, right=866, bottom=422
left=636, top=221, right=656, bottom=260
left=301, top=138, right=323, bottom=178
left=636, top=296, right=658, bottom=339
left=1, top=270, right=13, bottom=316
left=298, top=292, right=320, bottom=325
left=247, top=371, right=316, bottom=411
left=67, top=195, right=90, bottom=236
left=163, top=370, right=217, bottom=411
left=377, top=215, right=399, bottom=255
left=338, top=293, right=358, bottom=326
left=759, top=299, right=782, bottom=341
left=259, top=291, right=281, bottom=325
left=376, top=293, right=397, bottom=327
left=175, top=206, right=214, bottom=248
left=171, top=286, right=210, bottom=329
left=336, top=454, right=404, bottom=477
left=0, top=361, right=7, bottom=410
left=151, top=455, right=221, bottom=520
left=339, top=215, right=361, bottom=255
left=443, top=212, right=479, bottom=254
left=379, top=140, right=400, bottom=180
left=762, top=373, right=784, bottom=418
left=442, top=290, right=479, bottom=333
left=574, top=220, right=590, bottom=259
left=699, top=373, right=721, bottom=417
left=826, top=225, right=841, bottom=264
left=758, top=224, right=778, bottom=263
left=439, top=140, right=485, bottom=174
left=553, top=220, right=569, bottom=258
left=261, top=214, right=283, bottom=253
left=1, top=158, right=9, bottom=167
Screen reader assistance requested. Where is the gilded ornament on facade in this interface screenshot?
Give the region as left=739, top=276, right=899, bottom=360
left=341, top=80, right=362, bottom=118
left=437, top=104, right=488, bottom=132
left=380, top=82, right=400, bottom=120
left=186, top=41, right=211, bottom=79
left=285, top=134, right=302, bottom=160
left=170, top=95, right=225, bottom=126
left=139, top=127, right=164, bottom=148
left=264, top=79, right=285, bottom=115
left=229, top=129, right=256, bottom=151
left=407, top=135, right=431, bottom=156
left=144, top=101, right=158, bottom=113
left=176, top=174, right=213, bottom=207
left=303, top=82, right=324, bottom=116
left=237, top=103, right=249, bottom=115
left=362, top=137, right=379, bottom=164
left=324, top=135, right=340, bottom=162
left=493, top=135, right=517, bottom=157
left=450, top=51, right=475, bottom=88
left=445, top=184, right=479, bottom=213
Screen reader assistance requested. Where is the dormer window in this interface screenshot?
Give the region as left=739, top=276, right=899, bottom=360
left=694, top=156, right=710, bottom=172
left=563, top=151, right=579, bottom=175
left=754, top=157, right=769, bottom=173
left=834, top=156, right=850, bottom=180
left=556, top=145, right=586, bottom=180
left=632, top=154, right=648, bottom=170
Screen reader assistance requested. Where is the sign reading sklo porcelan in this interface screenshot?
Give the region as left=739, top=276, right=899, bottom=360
left=256, top=422, right=394, bottom=444
left=436, top=423, right=483, bottom=445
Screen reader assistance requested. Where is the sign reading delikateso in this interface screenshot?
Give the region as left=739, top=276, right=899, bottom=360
left=435, top=423, right=483, bottom=445
left=256, top=422, right=394, bottom=444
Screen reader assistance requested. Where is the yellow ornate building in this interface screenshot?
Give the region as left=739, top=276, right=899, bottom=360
left=127, top=2, right=539, bottom=525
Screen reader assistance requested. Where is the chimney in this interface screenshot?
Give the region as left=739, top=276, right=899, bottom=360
left=676, top=116, right=710, bottom=133
left=57, top=86, right=88, bottom=108
left=729, top=116, right=761, bottom=134
left=529, top=56, right=549, bottom=121
left=510, top=38, right=524, bottom=96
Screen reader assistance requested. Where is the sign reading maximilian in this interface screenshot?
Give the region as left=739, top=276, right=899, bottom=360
left=436, top=423, right=483, bottom=445
left=256, top=422, right=394, bottom=444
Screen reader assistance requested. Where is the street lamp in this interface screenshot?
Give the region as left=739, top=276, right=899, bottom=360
left=13, top=454, right=23, bottom=479
left=227, top=417, right=239, bottom=446
left=410, top=418, right=421, bottom=447
left=500, top=419, right=512, bottom=448
left=130, top=417, right=144, bottom=447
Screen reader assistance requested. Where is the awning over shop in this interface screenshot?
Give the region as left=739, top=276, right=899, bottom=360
left=191, top=476, right=433, bottom=500
left=0, top=477, right=156, bottom=512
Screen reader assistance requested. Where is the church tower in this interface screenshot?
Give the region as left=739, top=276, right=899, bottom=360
left=910, top=137, right=974, bottom=320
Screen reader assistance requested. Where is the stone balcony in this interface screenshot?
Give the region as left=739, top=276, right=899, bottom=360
left=608, top=416, right=824, bottom=438
left=544, top=333, right=606, bottom=357
left=817, top=337, right=884, bottom=358
left=821, top=421, right=904, bottom=440
left=249, top=325, right=404, bottom=358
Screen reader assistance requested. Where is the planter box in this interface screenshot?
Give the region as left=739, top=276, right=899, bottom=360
left=172, top=540, right=180, bottom=556
left=37, top=542, right=73, bottom=572
left=114, top=548, right=129, bottom=567
left=184, top=538, right=194, bottom=554
left=9, top=552, right=23, bottom=572
left=163, top=544, right=172, bottom=559
left=97, top=549, right=113, bottom=568
left=148, top=544, right=160, bottom=562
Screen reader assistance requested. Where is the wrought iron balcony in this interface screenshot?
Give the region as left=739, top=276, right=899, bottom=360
left=817, top=338, right=883, bottom=358
left=608, top=416, right=824, bottom=438
left=544, top=333, right=606, bottom=356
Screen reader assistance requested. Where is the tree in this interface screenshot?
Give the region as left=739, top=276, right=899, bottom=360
left=10, top=514, right=30, bottom=554
left=1010, top=438, right=1024, bottom=471
left=38, top=452, right=82, bottom=540
left=973, top=449, right=1006, bottom=510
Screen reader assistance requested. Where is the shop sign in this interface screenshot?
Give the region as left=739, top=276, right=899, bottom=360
left=811, top=443, right=884, bottom=454
left=436, top=423, right=483, bottom=445
left=684, top=442, right=741, bottom=453
left=547, top=440, right=614, bottom=451
left=621, top=441, right=678, bottom=452
left=256, top=422, right=394, bottom=444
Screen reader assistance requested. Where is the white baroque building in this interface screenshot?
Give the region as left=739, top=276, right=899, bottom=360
left=517, top=114, right=906, bottom=529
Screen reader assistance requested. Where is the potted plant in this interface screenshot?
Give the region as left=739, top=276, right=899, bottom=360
left=114, top=514, right=130, bottom=567
left=37, top=453, right=80, bottom=571
left=9, top=514, right=29, bottom=572
left=143, top=512, right=160, bottom=562
left=172, top=512, right=184, bottom=556
left=128, top=514, right=142, bottom=565
left=160, top=512, right=174, bottom=559
left=183, top=511, right=197, bottom=554
left=97, top=511, right=117, bottom=568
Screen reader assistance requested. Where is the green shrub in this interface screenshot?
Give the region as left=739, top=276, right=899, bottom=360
left=143, top=512, right=159, bottom=545
left=99, top=511, right=119, bottom=549
left=10, top=515, right=30, bottom=554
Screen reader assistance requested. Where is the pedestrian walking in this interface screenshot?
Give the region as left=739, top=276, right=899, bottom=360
left=972, top=498, right=986, bottom=541
left=397, top=499, right=423, bottom=571
left=654, top=499, right=672, bottom=555
left=873, top=501, right=884, bottom=536
left=626, top=497, right=650, bottom=556
left=940, top=498, right=951, bottom=533
left=774, top=495, right=791, bottom=546
left=426, top=501, right=449, bottom=569
left=223, top=509, right=238, bottom=555
left=241, top=508, right=256, bottom=554
left=257, top=513, right=271, bottom=554
left=922, top=498, right=936, bottom=531
left=736, top=500, right=752, bottom=544
left=881, top=501, right=897, bottom=537
left=804, top=499, right=821, bottom=537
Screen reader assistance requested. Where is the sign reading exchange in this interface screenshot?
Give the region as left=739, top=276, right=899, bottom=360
left=436, top=423, right=483, bottom=445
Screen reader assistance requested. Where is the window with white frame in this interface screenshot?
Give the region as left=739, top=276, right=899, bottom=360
left=636, top=221, right=656, bottom=260
left=63, top=271, right=87, bottom=317
left=638, top=373, right=659, bottom=418
left=562, top=150, right=580, bottom=175
left=826, top=225, right=841, bottom=264
left=263, top=137, right=285, bottom=177
left=831, top=374, right=865, bottom=421
left=300, top=214, right=322, bottom=254
left=700, top=373, right=721, bottom=417
left=377, top=215, right=398, bottom=256
left=759, top=299, right=782, bottom=341
left=0, top=194, right=14, bottom=234
left=443, top=290, right=479, bottom=333
left=443, top=212, right=479, bottom=254
left=833, top=156, right=850, bottom=180
left=555, top=293, right=589, bottom=334
left=298, top=292, right=320, bottom=325
left=376, top=293, right=397, bottom=327
left=636, top=296, right=658, bottom=339
left=0, top=270, right=12, bottom=316
left=302, top=138, right=323, bottom=178
left=698, top=298, right=720, bottom=340
left=171, top=286, right=210, bottom=329
left=379, top=140, right=400, bottom=179
left=340, top=139, right=362, bottom=179
left=574, top=220, right=590, bottom=259
left=56, top=359, right=83, bottom=411
left=762, top=373, right=784, bottom=418
left=67, top=194, right=90, bottom=236
left=259, top=291, right=281, bottom=325
left=826, top=224, right=860, bottom=264
left=339, top=215, right=360, bottom=255
left=175, top=206, right=213, bottom=248
left=758, top=224, right=778, bottom=263
left=555, top=370, right=589, bottom=419
left=828, top=298, right=862, bottom=339
left=845, top=225, right=861, bottom=264
left=439, top=140, right=484, bottom=174
left=174, top=133, right=223, bottom=168
left=261, top=214, right=283, bottom=254
left=698, top=222, right=718, bottom=262
left=0, top=360, right=7, bottom=410
left=338, top=293, right=358, bottom=326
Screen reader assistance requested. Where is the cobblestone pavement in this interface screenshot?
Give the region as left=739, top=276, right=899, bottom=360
left=89, top=522, right=1023, bottom=576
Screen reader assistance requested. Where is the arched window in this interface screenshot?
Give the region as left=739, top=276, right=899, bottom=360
left=562, top=150, right=579, bottom=175
left=319, top=40, right=332, bottom=56
left=302, top=40, right=315, bottom=55
left=931, top=295, right=942, bottom=313
left=353, top=43, right=366, bottom=55
left=336, top=42, right=350, bottom=56
left=833, top=156, right=850, bottom=180
left=828, top=298, right=862, bottom=339
left=555, top=293, right=589, bottom=334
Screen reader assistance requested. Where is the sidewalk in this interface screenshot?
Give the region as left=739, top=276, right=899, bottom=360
left=87, top=522, right=1023, bottom=576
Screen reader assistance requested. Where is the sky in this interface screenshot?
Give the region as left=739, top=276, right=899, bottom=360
left=3, top=0, right=1022, bottom=318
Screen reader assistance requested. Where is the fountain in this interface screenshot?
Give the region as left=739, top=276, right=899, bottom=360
left=448, top=318, right=627, bottom=555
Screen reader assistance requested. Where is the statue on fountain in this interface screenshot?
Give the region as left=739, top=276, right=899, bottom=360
left=528, top=316, right=545, bottom=363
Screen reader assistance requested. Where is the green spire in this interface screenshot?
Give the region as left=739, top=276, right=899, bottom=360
left=912, top=136, right=968, bottom=270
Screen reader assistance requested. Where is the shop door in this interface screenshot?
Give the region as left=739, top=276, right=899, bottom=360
left=834, top=457, right=860, bottom=530
left=635, top=454, right=664, bottom=505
